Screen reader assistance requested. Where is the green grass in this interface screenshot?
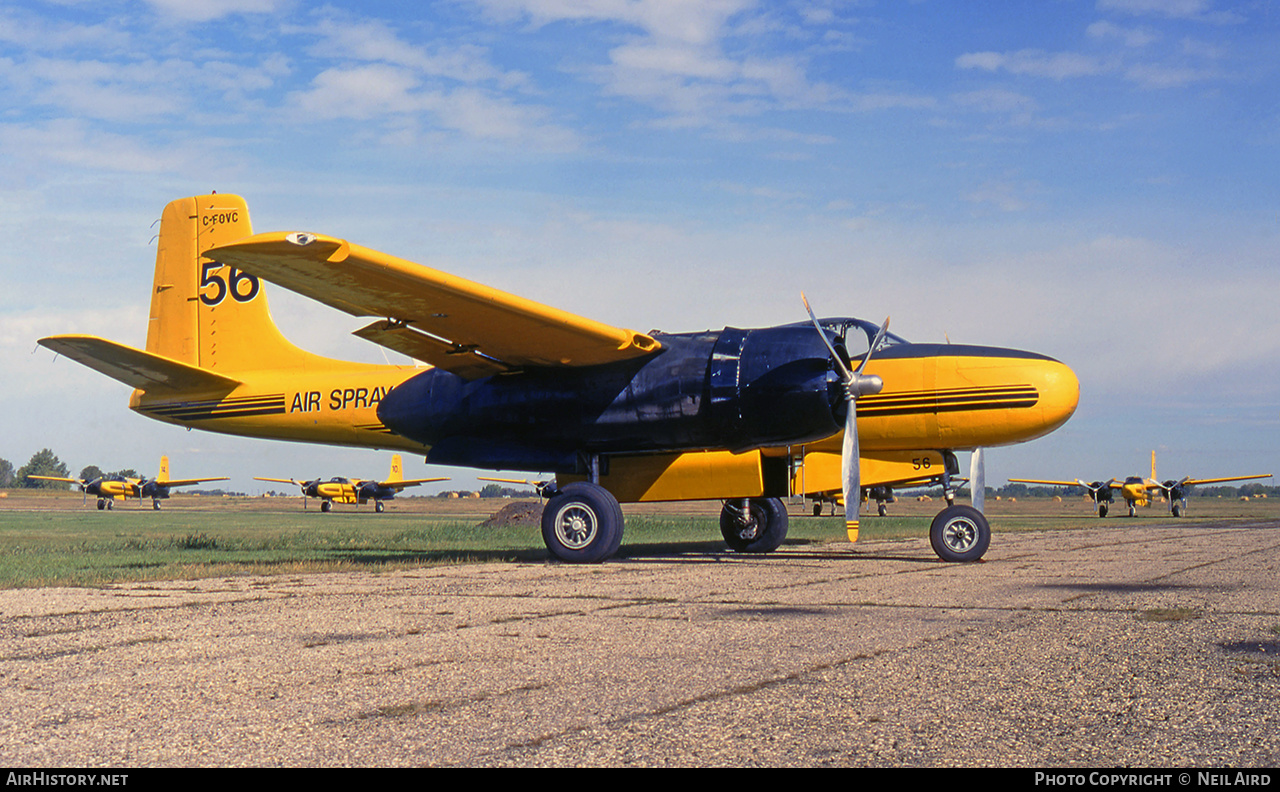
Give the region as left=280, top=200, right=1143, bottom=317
left=1, top=494, right=1276, bottom=588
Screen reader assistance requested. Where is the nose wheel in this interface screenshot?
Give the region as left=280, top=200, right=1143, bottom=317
left=929, top=504, right=990, bottom=563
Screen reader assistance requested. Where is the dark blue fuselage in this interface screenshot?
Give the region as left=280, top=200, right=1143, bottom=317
left=377, top=324, right=843, bottom=473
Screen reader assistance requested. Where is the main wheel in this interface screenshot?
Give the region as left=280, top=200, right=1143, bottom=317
left=720, top=497, right=789, bottom=553
left=1171, top=502, right=1182, bottom=518
left=96, top=499, right=106, bottom=511
left=375, top=501, right=385, bottom=513
left=152, top=500, right=161, bottom=511
left=1098, top=502, right=1108, bottom=518
left=1127, top=502, right=1136, bottom=517
left=929, top=504, right=990, bottom=563
left=321, top=500, right=332, bottom=513
left=877, top=501, right=888, bottom=517
left=541, top=482, right=624, bottom=563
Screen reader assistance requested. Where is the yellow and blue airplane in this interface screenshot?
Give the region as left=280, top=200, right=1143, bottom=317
left=1010, top=451, right=1271, bottom=517
left=255, top=454, right=448, bottom=512
left=38, top=194, right=1079, bottom=562
left=28, top=455, right=227, bottom=510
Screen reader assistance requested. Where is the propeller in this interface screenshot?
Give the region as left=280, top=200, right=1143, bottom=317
left=970, top=448, right=985, bottom=513
left=802, top=294, right=889, bottom=541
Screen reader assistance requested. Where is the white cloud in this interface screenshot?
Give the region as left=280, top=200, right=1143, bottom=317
left=956, top=50, right=1112, bottom=80
left=1096, top=0, right=1244, bottom=24
left=141, top=0, right=288, bottom=23
left=0, top=119, right=191, bottom=173
left=1086, top=20, right=1159, bottom=47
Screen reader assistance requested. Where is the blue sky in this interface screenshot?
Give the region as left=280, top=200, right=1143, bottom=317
left=2, top=0, right=1277, bottom=495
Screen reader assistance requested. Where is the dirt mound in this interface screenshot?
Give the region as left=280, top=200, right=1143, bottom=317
left=480, top=500, right=544, bottom=527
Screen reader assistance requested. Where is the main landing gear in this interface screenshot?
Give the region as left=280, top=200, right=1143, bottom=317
left=541, top=481, right=624, bottom=563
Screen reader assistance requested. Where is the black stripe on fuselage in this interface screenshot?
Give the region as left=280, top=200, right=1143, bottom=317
left=860, top=385, right=1040, bottom=417
left=142, top=394, right=287, bottom=421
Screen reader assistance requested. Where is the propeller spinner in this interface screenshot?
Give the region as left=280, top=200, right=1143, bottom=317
left=802, top=294, right=889, bottom=541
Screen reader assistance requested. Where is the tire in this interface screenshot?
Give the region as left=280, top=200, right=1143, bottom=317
left=321, top=500, right=332, bottom=513
left=96, top=499, right=105, bottom=511
left=813, top=503, right=822, bottom=517
left=720, top=497, right=789, bottom=553
left=1172, top=502, right=1182, bottom=518
left=152, top=500, right=161, bottom=511
left=541, top=482, right=624, bottom=563
left=929, top=504, right=990, bottom=563
left=1098, top=502, right=1108, bottom=518
left=1128, top=502, right=1136, bottom=518
left=877, top=501, right=888, bottom=517
left=375, top=501, right=385, bottom=513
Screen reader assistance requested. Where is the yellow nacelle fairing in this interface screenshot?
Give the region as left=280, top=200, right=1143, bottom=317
left=560, top=450, right=771, bottom=503
left=790, top=450, right=949, bottom=497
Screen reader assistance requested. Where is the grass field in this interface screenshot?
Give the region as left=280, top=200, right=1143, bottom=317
left=1, top=489, right=1276, bottom=589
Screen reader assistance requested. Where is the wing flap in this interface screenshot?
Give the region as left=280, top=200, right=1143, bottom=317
left=206, top=232, right=661, bottom=374
left=39, top=336, right=241, bottom=393
left=352, top=321, right=509, bottom=379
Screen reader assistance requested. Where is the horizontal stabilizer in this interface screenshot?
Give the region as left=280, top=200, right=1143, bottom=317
left=39, top=335, right=241, bottom=393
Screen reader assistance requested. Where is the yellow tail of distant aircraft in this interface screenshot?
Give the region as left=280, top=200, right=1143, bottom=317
left=27, top=455, right=227, bottom=510
left=255, top=453, right=448, bottom=512
left=1010, top=450, right=1271, bottom=517
left=39, top=194, right=1079, bottom=562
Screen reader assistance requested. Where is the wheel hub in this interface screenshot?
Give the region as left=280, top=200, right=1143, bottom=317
left=942, top=517, right=978, bottom=552
left=555, top=505, right=598, bottom=549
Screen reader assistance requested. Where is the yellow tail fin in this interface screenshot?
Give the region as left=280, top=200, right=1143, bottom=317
left=1151, top=450, right=1157, bottom=482
left=388, top=454, right=404, bottom=483
left=146, top=195, right=329, bottom=374
left=157, top=455, right=171, bottom=484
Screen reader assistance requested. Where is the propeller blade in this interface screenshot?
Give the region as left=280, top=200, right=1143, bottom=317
left=970, top=448, right=985, bottom=513
left=801, top=293, right=853, bottom=381
left=802, top=296, right=888, bottom=543
left=842, top=393, right=860, bottom=541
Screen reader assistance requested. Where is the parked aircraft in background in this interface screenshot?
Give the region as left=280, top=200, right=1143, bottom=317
left=1010, top=451, right=1271, bottom=517
left=256, top=454, right=447, bottom=512
left=27, top=456, right=227, bottom=510
left=38, top=194, right=1078, bottom=563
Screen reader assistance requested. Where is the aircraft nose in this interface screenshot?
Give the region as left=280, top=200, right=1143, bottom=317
left=1028, top=356, right=1080, bottom=440
left=925, top=346, right=1079, bottom=448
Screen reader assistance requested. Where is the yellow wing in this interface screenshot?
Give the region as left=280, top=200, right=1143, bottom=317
left=1007, top=478, right=1085, bottom=487
left=1182, top=473, right=1272, bottom=487
left=376, top=476, right=451, bottom=491
left=206, top=232, right=661, bottom=379
left=158, top=477, right=230, bottom=487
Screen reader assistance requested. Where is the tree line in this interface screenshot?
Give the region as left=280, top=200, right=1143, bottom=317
left=0, top=449, right=141, bottom=490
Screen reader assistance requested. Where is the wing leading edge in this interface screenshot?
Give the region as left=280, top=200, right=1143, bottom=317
left=206, top=232, right=662, bottom=378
